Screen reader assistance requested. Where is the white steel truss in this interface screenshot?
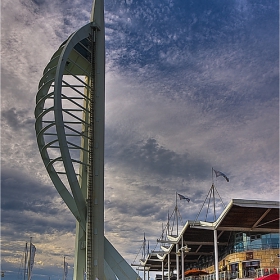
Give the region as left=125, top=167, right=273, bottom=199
left=35, top=1, right=140, bottom=279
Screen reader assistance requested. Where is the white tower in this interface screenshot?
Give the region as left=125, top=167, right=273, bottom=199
left=35, top=1, right=141, bottom=279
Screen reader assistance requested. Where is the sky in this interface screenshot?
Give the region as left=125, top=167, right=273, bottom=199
left=1, top=0, right=279, bottom=279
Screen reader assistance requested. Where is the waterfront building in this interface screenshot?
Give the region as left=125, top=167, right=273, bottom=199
left=141, top=199, right=279, bottom=280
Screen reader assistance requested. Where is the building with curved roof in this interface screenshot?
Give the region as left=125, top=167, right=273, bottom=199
left=139, top=199, right=279, bottom=280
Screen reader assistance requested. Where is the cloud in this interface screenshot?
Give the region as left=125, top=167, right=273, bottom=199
left=1, top=0, right=278, bottom=279
left=2, top=108, right=34, bottom=129
left=106, top=137, right=210, bottom=180
left=1, top=166, right=75, bottom=234
left=1, top=166, right=76, bottom=279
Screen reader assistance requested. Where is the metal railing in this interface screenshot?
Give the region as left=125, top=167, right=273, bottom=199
left=256, top=267, right=279, bottom=277
left=156, top=267, right=279, bottom=280
left=199, top=271, right=237, bottom=280
left=193, top=267, right=279, bottom=280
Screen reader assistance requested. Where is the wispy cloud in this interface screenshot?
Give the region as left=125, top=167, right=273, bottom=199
left=1, top=0, right=278, bottom=279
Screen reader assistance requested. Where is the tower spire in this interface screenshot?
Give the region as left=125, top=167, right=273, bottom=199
left=90, top=0, right=104, bottom=24
left=35, top=0, right=140, bottom=278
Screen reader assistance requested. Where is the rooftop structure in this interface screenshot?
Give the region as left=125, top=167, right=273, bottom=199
left=138, top=199, right=279, bottom=280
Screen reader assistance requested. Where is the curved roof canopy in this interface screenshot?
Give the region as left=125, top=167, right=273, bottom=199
left=142, top=199, right=279, bottom=272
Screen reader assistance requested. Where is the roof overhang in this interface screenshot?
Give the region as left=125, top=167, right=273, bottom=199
left=143, top=199, right=279, bottom=272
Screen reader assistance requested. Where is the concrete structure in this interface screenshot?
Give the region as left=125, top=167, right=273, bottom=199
left=35, top=1, right=140, bottom=279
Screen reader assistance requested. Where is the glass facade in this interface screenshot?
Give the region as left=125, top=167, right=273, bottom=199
left=232, top=232, right=280, bottom=252
left=197, top=232, right=279, bottom=271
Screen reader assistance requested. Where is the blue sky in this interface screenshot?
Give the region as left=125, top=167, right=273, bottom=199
left=1, top=0, right=279, bottom=279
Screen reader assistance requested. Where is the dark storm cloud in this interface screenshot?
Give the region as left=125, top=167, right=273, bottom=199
left=2, top=108, right=34, bottom=130
left=106, top=137, right=210, bottom=180
left=140, top=184, right=167, bottom=197
left=1, top=166, right=57, bottom=198
left=106, top=194, right=161, bottom=218
left=1, top=167, right=75, bottom=238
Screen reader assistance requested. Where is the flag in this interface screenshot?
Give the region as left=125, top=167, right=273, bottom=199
left=28, top=243, right=36, bottom=279
left=142, top=233, right=146, bottom=258
left=213, top=169, right=229, bottom=182
left=177, top=193, right=190, bottom=202
left=29, top=244, right=36, bottom=271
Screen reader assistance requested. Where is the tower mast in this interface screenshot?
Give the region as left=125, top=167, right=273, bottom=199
left=35, top=0, right=140, bottom=279
left=86, top=0, right=105, bottom=278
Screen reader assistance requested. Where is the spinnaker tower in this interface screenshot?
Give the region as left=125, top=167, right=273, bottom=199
left=35, top=1, right=140, bottom=279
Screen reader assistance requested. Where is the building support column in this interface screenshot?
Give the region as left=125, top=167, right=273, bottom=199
left=181, top=237, right=184, bottom=280
left=168, top=253, right=170, bottom=280
left=176, top=243, right=179, bottom=280
left=214, top=229, right=219, bottom=280
left=162, top=261, right=164, bottom=280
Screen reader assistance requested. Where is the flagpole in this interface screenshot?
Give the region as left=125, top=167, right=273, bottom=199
left=167, top=210, right=170, bottom=236
left=28, top=237, right=32, bottom=280
left=211, top=168, right=216, bottom=221
left=63, top=256, right=65, bottom=280
left=143, top=233, right=146, bottom=258
left=24, top=242, right=28, bottom=280
left=175, top=191, right=178, bottom=236
left=212, top=184, right=226, bottom=208
left=176, top=243, right=179, bottom=280
left=143, top=233, right=146, bottom=280
left=212, top=183, right=216, bottom=221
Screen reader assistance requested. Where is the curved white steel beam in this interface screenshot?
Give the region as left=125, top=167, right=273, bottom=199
left=53, top=22, right=94, bottom=227
left=35, top=1, right=141, bottom=279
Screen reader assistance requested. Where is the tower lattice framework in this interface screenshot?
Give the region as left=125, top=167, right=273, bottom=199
left=35, top=1, right=141, bottom=279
